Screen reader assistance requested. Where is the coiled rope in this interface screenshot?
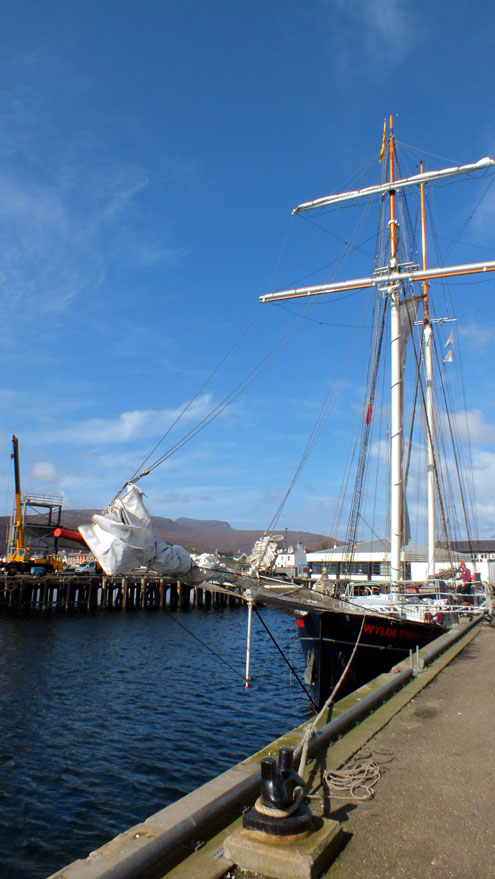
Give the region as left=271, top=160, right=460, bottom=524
left=321, top=745, right=393, bottom=801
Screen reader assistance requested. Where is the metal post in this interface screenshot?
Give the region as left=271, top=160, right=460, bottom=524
left=245, top=600, right=254, bottom=688
left=424, top=322, right=436, bottom=578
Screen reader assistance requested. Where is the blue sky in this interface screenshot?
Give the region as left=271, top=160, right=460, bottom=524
left=1, top=0, right=495, bottom=540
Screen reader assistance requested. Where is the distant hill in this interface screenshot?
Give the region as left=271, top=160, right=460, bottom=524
left=0, top=510, right=335, bottom=555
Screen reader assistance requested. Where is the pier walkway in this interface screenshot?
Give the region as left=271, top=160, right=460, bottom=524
left=321, top=625, right=495, bottom=879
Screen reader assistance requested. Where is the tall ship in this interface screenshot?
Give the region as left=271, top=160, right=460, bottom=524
left=253, top=116, right=493, bottom=705
left=74, top=117, right=493, bottom=709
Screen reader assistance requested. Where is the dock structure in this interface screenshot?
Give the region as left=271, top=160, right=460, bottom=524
left=0, top=573, right=243, bottom=612
left=46, top=616, right=494, bottom=879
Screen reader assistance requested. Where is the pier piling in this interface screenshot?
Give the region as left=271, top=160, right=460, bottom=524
left=0, top=572, right=242, bottom=613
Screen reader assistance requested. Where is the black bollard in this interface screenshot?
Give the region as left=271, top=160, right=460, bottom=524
left=243, top=747, right=313, bottom=837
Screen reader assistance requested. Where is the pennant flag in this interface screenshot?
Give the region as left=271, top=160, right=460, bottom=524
left=379, top=119, right=387, bottom=162
left=443, top=348, right=454, bottom=364
left=444, top=330, right=454, bottom=348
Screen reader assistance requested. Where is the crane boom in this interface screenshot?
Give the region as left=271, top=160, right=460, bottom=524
left=11, top=435, right=25, bottom=553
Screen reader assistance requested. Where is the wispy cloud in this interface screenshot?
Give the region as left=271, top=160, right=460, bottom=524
left=328, top=0, right=414, bottom=81
left=33, top=393, right=227, bottom=445
left=451, top=409, right=495, bottom=445
left=0, top=69, right=197, bottom=345
left=30, top=460, right=59, bottom=483
left=459, top=321, right=495, bottom=347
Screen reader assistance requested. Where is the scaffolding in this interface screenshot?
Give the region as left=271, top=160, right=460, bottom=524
left=7, top=494, right=63, bottom=557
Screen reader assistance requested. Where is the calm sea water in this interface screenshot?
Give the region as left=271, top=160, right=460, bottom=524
left=0, top=606, right=310, bottom=879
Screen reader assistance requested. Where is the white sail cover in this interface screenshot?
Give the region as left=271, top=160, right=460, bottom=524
left=247, top=534, right=282, bottom=573
left=79, top=483, right=193, bottom=576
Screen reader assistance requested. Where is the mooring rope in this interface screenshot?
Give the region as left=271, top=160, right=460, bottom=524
left=294, top=614, right=366, bottom=778
left=320, top=745, right=394, bottom=801
left=253, top=786, right=305, bottom=819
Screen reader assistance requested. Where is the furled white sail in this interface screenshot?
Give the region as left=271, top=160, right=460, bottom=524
left=247, top=534, right=282, bottom=573
left=79, top=483, right=193, bottom=576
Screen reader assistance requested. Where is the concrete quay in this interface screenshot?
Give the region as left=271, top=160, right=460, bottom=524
left=48, top=619, right=494, bottom=879
left=321, top=623, right=495, bottom=879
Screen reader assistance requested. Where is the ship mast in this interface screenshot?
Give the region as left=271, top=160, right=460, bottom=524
left=260, top=122, right=495, bottom=584
left=387, top=116, right=403, bottom=584
left=420, top=162, right=436, bottom=578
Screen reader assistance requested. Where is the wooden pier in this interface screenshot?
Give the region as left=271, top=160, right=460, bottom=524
left=0, top=572, right=243, bottom=612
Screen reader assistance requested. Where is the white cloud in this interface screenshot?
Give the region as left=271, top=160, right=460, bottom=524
left=30, top=461, right=59, bottom=483
left=0, top=73, right=197, bottom=339
left=329, top=0, right=414, bottom=78
left=451, top=409, right=495, bottom=445
left=35, top=393, right=225, bottom=445
left=459, top=321, right=495, bottom=348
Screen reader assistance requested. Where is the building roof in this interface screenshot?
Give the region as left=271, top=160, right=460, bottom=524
left=307, top=537, right=469, bottom=563
left=450, top=540, right=495, bottom=553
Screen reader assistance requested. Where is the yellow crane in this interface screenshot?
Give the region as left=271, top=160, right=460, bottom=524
left=4, top=435, right=64, bottom=575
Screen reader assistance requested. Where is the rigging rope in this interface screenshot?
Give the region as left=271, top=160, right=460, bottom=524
left=161, top=606, right=249, bottom=682
left=111, top=305, right=313, bottom=502
left=262, top=195, right=377, bottom=537
left=294, top=615, right=366, bottom=778
left=127, top=308, right=263, bottom=484
left=264, top=321, right=364, bottom=535
left=432, top=333, right=477, bottom=560
left=342, top=298, right=387, bottom=576
left=252, top=606, right=318, bottom=709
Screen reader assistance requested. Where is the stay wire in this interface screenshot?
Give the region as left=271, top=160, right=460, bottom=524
left=252, top=606, right=318, bottom=710
left=112, top=305, right=311, bottom=501
left=265, top=197, right=376, bottom=535
left=161, top=606, right=248, bottom=683
left=125, top=308, right=264, bottom=487
left=146, top=192, right=373, bottom=496
left=143, top=310, right=309, bottom=475
left=443, top=172, right=495, bottom=261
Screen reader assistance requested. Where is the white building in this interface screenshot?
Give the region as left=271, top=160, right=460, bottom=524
left=306, top=538, right=491, bottom=584
left=273, top=542, right=308, bottom=579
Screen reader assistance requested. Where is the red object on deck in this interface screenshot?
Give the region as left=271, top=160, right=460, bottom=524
left=53, top=527, right=87, bottom=545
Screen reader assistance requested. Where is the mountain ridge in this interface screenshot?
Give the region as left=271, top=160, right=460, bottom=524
left=0, top=510, right=335, bottom=555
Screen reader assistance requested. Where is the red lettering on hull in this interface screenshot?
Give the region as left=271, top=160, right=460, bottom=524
left=363, top=621, right=424, bottom=643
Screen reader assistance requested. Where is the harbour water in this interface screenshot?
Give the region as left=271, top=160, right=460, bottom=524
left=0, top=605, right=309, bottom=879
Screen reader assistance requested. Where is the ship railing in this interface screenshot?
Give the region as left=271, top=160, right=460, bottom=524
left=346, top=583, right=490, bottom=624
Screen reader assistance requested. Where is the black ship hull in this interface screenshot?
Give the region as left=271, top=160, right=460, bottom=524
left=297, top=608, right=447, bottom=709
